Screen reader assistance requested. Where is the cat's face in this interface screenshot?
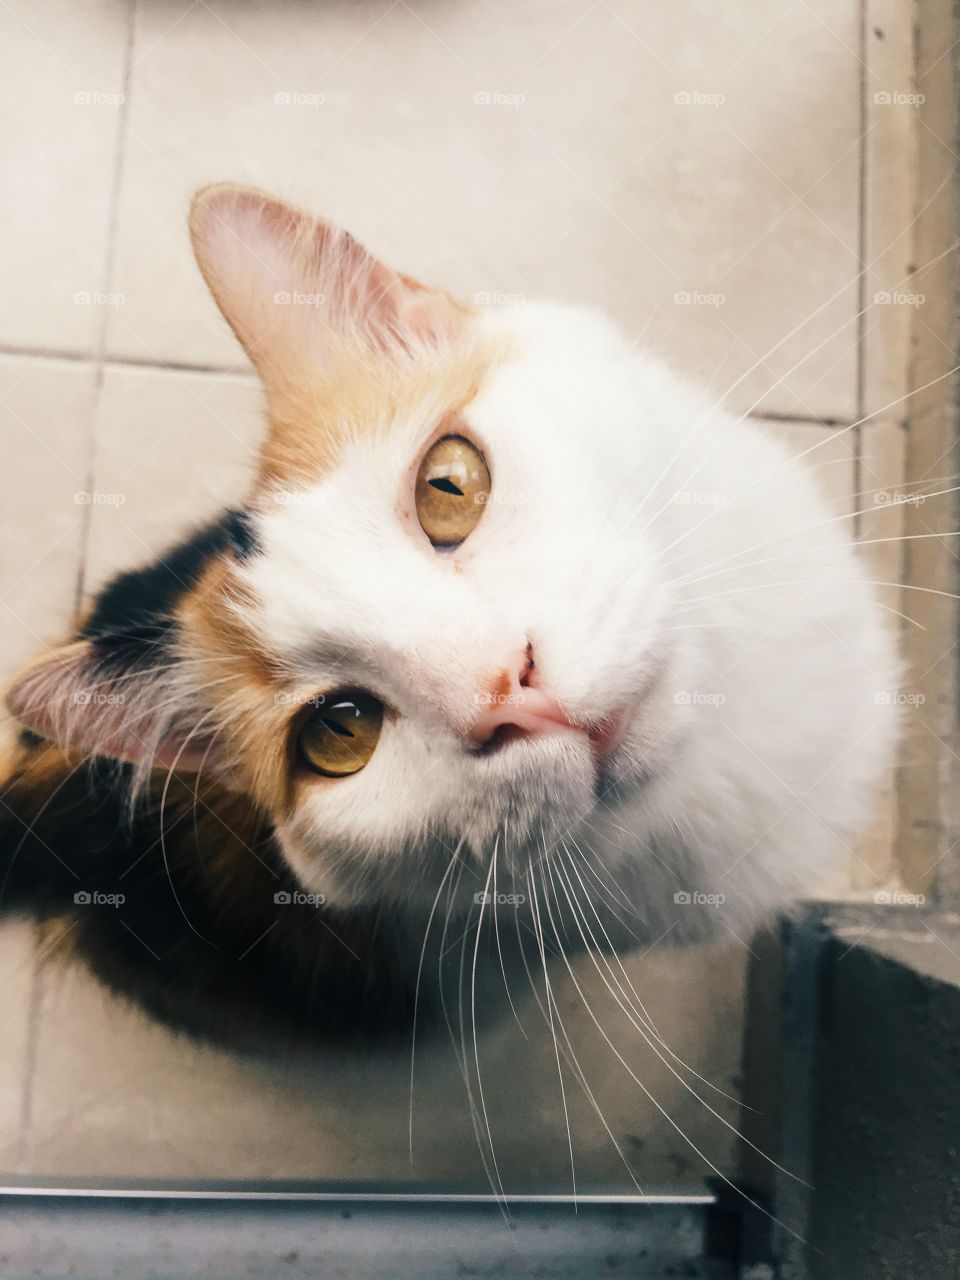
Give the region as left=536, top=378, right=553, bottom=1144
left=233, top=301, right=681, bottom=906
left=7, top=186, right=690, bottom=910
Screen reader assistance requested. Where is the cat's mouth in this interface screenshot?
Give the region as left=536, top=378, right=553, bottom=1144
left=588, top=710, right=628, bottom=763
left=474, top=706, right=627, bottom=769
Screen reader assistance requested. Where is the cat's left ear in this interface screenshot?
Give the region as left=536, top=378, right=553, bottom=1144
left=5, top=640, right=214, bottom=772
left=188, top=184, right=465, bottom=391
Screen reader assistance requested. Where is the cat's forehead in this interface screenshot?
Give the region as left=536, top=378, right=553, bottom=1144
left=251, top=324, right=502, bottom=494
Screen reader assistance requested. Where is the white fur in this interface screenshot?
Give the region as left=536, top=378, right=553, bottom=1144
left=235, top=301, right=900, bottom=938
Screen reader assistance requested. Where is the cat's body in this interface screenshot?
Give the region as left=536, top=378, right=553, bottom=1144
left=1, top=186, right=899, bottom=1044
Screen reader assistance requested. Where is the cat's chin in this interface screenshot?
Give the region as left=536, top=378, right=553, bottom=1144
left=275, top=736, right=608, bottom=911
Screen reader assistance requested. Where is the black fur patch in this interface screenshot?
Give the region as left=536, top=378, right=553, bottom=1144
left=82, top=507, right=260, bottom=645
left=0, top=756, right=420, bottom=1048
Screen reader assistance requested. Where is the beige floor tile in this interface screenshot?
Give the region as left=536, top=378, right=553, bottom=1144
left=83, top=366, right=265, bottom=600
left=107, top=0, right=861, bottom=419
left=21, top=932, right=744, bottom=1188
left=0, top=920, right=38, bottom=1174
left=0, top=0, right=128, bottom=355
left=0, top=354, right=96, bottom=693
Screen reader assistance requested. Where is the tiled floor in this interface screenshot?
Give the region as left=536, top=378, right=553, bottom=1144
left=0, top=0, right=923, bottom=1187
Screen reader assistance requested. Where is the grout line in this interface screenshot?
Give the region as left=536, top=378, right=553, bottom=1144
left=852, top=0, right=869, bottom=542
left=0, top=342, right=255, bottom=380
left=13, top=923, right=47, bottom=1176
left=753, top=411, right=855, bottom=428
left=72, top=0, right=141, bottom=621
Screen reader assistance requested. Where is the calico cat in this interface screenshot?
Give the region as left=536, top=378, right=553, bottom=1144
left=0, top=184, right=899, bottom=1045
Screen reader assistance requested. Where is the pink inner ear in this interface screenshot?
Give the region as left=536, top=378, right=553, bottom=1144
left=151, top=735, right=215, bottom=773
left=6, top=643, right=216, bottom=774
left=394, top=273, right=464, bottom=347
left=358, top=259, right=455, bottom=353
left=190, top=184, right=464, bottom=382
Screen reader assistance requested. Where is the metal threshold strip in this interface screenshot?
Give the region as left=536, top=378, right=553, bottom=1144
left=0, top=1178, right=741, bottom=1279
left=0, top=1180, right=715, bottom=1205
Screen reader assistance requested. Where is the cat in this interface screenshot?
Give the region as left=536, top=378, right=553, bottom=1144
left=0, top=183, right=900, bottom=1046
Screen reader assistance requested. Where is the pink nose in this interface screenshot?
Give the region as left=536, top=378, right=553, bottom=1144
left=469, top=649, right=577, bottom=749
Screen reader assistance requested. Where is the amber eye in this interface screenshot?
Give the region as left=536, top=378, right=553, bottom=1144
left=415, top=434, right=491, bottom=548
left=297, top=691, right=384, bottom=777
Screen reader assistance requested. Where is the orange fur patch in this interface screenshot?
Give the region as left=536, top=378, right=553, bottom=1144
left=253, top=330, right=502, bottom=492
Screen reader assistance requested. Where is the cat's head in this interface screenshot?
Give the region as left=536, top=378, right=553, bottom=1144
left=7, top=185, right=691, bottom=908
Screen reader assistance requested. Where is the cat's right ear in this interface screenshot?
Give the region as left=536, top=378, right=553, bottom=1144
left=188, top=184, right=464, bottom=394
left=5, top=640, right=213, bottom=771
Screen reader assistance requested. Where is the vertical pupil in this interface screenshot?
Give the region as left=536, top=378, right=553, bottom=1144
left=324, top=701, right=359, bottom=736
left=324, top=714, right=354, bottom=738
